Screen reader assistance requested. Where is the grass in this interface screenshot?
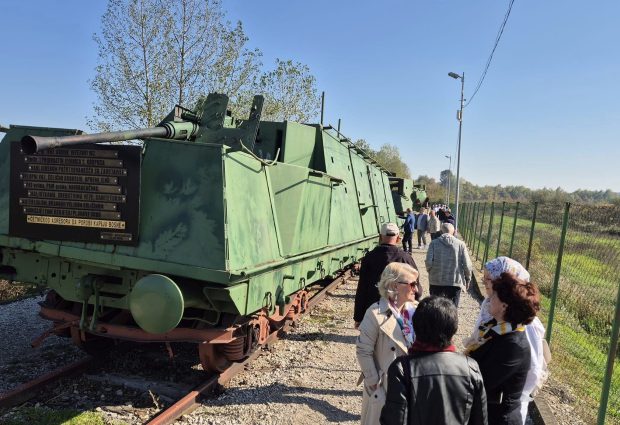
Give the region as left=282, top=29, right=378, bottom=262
left=460, top=203, right=620, bottom=424
left=0, top=407, right=111, bottom=425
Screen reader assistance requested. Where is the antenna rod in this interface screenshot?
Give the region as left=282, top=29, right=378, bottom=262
left=320, top=91, right=325, bottom=125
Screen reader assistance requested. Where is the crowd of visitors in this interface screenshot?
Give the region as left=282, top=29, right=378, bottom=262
left=400, top=205, right=457, bottom=252
left=353, top=216, right=547, bottom=425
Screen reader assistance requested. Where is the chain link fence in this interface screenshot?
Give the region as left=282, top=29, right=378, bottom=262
left=458, top=201, right=620, bottom=424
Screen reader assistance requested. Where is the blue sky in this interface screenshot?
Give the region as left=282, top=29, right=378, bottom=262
left=1, top=1, right=618, bottom=192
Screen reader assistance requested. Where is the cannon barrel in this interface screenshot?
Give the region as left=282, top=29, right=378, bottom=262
left=21, top=121, right=199, bottom=154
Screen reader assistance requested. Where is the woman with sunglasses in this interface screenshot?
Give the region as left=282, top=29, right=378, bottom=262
left=356, top=262, right=419, bottom=425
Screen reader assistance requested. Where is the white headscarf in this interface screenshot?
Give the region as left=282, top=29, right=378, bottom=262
left=484, top=256, right=530, bottom=282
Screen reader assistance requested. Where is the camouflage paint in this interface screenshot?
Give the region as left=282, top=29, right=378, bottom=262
left=0, top=96, right=405, bottom=332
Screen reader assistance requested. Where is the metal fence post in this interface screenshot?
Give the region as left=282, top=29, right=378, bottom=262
left=461, top=203, right=469, bottom=241
left=495, top=201, right=506, bottom=258
left=545, top=202, right=571, bottom=343
left=476, top=203, right=487, bottom=261
left=483, top=202, right=496, bottom=265
left=471, top=202, right=480, bottom=247
left=508, top=202, right=520, bottom=258
left=525, top=202, right=539, bottom=270
left=597, top=280, right=620, bottom=425
left=470, top=202, right=480, bottom=245
left=463, top=204, right=471, bottom=241
left=466, top=202, right=473, bottom=241
left=458, top=203, right=466, bottom=237
left=469, top=202, right=477, bottom=244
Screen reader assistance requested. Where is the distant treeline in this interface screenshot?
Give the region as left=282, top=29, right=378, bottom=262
left=415, top=171, right=620, bottom=206
left=350, top=141, right=618, bottom=206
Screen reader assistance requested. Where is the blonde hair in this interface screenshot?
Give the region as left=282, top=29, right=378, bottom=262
left=377, top=262, right=419, bottom=300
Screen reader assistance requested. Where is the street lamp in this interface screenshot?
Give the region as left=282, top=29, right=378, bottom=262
left=444, top=154, right=452, bottom=206
left=448, top=71, right=464, bottom=233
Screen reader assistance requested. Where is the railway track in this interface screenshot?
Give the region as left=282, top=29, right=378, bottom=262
left=146, top=268, right=352, bottom=424
left=0, top=268, right=354, bottom=424
left=0, top=357, right=93, bottom=408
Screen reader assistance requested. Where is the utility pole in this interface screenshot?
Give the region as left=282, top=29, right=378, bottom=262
left=448, top=71, right=465, bottom=233
left=445, top=154, right=452, bottom=206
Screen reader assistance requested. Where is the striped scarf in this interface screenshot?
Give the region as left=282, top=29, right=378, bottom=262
left=464, top=318, right=525, bottom=355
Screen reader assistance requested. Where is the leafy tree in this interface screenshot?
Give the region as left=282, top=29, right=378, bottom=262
left=89, top=0, right=319, bottom=130
left=90, top=0, right=259, bottom=129
left=439, top=169, right=453, bottom=188
left=353, top=140, right=411, bottom=178
left=374, top=144, right=411, bottom=178
left=354, top=139, right=373, bottom=153
left=259, top=59, right=320, bottom=122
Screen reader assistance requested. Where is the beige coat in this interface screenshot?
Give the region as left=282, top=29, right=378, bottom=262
left=428, top=215, right=441, bottom=233
left=356, top=297, right=410, bottom=425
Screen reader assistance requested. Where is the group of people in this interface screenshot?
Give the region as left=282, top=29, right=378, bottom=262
left=400, top=207, right=456, bottom=253
left=353, top=222, right=546, bottom=425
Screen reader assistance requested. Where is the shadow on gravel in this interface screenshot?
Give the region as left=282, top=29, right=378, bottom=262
left=286, top=332, right=356, bottom=344
left=467, top=274, right=484, bottom=303
left=211, top=382, right=361, bottom=422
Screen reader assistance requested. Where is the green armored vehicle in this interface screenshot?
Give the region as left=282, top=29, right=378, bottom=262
left=389, top=177, right=428, bottom=215
left=0, top=94, right=400, bottom=370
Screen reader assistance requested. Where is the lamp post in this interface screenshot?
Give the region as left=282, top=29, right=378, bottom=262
left=444, top=154, right=452, bottom=206
left=448, top=71, right=464, bottom=233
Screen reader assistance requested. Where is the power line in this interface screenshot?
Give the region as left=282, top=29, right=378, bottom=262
left=465, top=0, right=516, bottom=108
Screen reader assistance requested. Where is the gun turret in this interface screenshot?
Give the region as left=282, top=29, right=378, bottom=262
left=19, top=93, right=264, bottom=155
left=21, top=120, right=199, bottom=154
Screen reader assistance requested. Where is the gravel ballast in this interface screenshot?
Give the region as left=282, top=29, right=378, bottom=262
left=0, top=295, right=86, bottom=393
left=178, top=248, right=483, bottom=424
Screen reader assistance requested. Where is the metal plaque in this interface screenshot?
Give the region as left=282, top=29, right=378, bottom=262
left=9, top=143, right=141, bottom=245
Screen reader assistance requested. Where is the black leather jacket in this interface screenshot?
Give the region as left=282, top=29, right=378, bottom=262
left=380, top=351, right=488, bottom=425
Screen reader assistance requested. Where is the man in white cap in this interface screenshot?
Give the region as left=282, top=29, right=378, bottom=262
left=353, top=223, right=421, bottom=329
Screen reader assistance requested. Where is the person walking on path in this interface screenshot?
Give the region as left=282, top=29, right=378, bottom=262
left=402, top=208, right=415, bottom=254
left=428, top=209, right=441, bottom=241
left=442, top=208, right=456, bottom=226
left=415, top=208, right=429, bottom=249
left=424, top=223, right=472, bottom=307
left=353, top=223, right=421, bottom=329
left=380, top=296, right=487, bottom=425
left=356, top=262, right=420, bottom=425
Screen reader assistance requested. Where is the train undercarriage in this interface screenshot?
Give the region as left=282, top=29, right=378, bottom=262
left=36, top=287, right=311, bottom=373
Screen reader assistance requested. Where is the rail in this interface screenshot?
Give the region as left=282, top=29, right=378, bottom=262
left=146, top=268, right=354, bottom=424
